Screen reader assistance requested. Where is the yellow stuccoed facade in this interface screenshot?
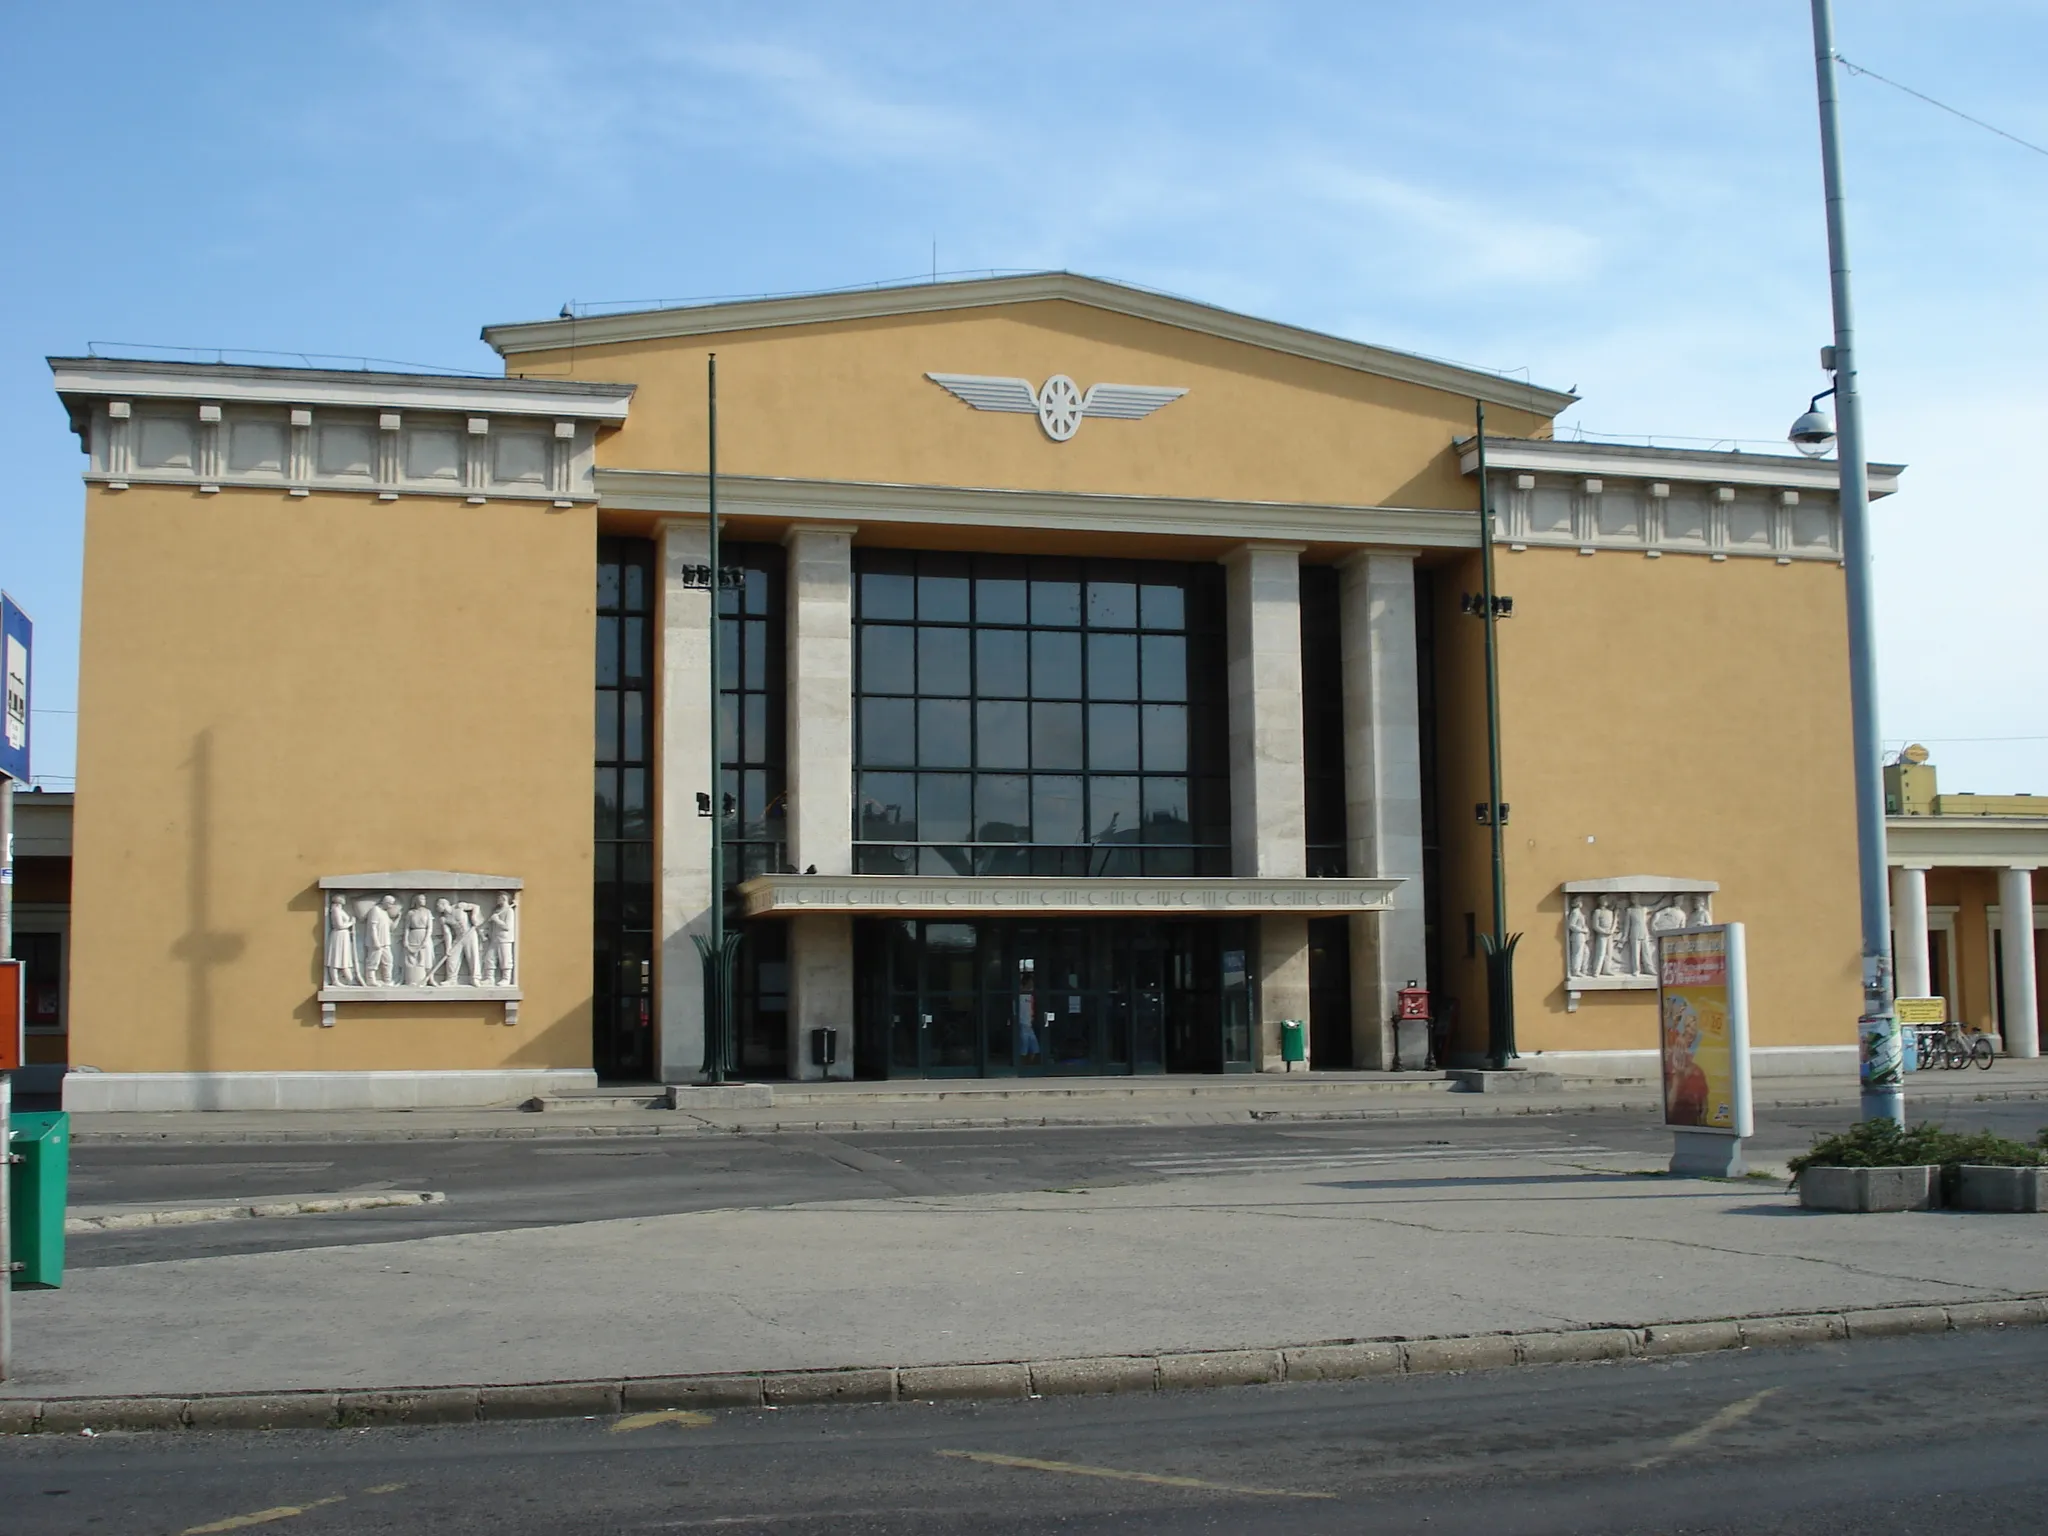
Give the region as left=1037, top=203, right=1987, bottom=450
left=69, top=486, right=597, bottom=1076
left=49, top=274, right=1900, bottom=1105
left=1430, top=548, right=1861, bottom=1054
left=507, top=301, right=1555, bottom=510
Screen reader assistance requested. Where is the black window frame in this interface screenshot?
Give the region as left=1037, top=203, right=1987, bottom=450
left=852, top=551, right=1229, bottom=878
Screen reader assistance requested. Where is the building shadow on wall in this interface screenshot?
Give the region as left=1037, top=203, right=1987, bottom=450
left=168, top=729, right=244, bottom=1105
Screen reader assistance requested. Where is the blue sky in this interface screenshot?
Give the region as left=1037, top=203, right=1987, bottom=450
left=3, top=2, right=2043, bottom=793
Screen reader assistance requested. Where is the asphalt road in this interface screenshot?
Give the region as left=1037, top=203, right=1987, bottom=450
left=3, top=1324, right=2045, bottom=1533
left=60, top=1099, right=2048, bottom=1267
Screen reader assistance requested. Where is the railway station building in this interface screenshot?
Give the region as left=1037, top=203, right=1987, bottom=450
left=48, top=273, right=1905, bottom=1108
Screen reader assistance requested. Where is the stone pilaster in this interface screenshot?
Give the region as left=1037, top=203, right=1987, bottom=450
left=1340, top=551, right=1427, bottom=1069
left=783, top=525, right=858, bottom=1079
left=1890, top=865, right=1931, bottom=1001
left=658, top=519, right=713, bottom=1082
left=1223, top=543, right=1307, bottom=1069
left=1999, top=867, right=2039, bottom=1058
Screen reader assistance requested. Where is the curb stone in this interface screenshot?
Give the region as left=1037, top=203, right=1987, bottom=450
left=5, top=1296, right=2044, bottom=1435
left=1643, top=1320, right=1744, bottom=1357
left=64, top=1089, right=2048, bottom=1146
left=66, top=1191, right=445, bottom=1233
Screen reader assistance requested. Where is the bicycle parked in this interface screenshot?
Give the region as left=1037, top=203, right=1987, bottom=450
left=1913, top=1020, right=1995, bottom=1071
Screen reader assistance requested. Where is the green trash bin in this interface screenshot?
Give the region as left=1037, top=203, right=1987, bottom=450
left=1279, top=1019, right=1306, bottom=1068
left=9, top=1109, right=68, bottom=1290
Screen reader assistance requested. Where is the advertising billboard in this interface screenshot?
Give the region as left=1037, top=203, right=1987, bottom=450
left=0, top=593, right=29, bottom=784
left=1657, top=923, right=1753, bottom=1138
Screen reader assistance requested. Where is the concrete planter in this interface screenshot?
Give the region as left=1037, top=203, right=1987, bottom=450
left=1950, top=1165, right=2048, bottom=1213
left=1797, top=1164, right=1939, bottom=1212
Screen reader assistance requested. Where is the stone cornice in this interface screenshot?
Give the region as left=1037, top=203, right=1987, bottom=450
left=1457, top=435, right=1896, bottom=564
left=51, top=357, right=634, bottom=422
left=737, top=874, right=1402, bottom=917
left=482, top=272, right=1577, bottom=418
left=1886, top=816, right=2048, bottom=869
left=599, top=469, right=1480, bottom=550
left=1458, top=435, right=1904, bottom=497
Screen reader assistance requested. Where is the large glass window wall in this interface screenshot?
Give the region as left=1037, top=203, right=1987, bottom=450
left=595, top=536, right=656, bottom=1081
left=717, top=543, right=789, bottom=1077
left=853, top=551, right=1229, bottom=876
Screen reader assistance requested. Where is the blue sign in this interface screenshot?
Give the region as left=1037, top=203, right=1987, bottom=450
left=1, top=593, right=29, bottom=784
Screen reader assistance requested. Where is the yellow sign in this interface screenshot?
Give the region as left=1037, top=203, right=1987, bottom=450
left=1657, top=925, right=1752, bottom=1135
left=1893, top=996, right=1947, bottom=1025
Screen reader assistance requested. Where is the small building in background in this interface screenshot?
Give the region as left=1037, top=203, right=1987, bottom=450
left=11, top=788, right=72, bottom=1090
left=1885, top=747, right=2045, bottom=1055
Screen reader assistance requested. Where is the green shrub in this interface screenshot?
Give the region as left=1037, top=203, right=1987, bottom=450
left=1789, top=1119, right=2046, bottom=1179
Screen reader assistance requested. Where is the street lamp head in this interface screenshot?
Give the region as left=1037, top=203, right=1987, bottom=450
left=1788, top=402, right=1836, bottom=457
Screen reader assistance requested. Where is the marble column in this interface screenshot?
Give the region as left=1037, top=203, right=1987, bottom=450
left=782, top=525, right=859, bottom=1080
left=1340, top=551, right=1427, bottom=1069
left=1999, top=866, right=2039, bottom=1058
left=657, top=519, right=713, bottom=1083
left=1223, top=543, right=1308, bottom=1069
left=1889, top=865, right=1931, bottom=1001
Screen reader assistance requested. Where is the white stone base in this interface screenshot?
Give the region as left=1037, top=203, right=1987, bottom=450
left=1517, top=1046, right=1857, bottom=1079
left=61, top=1068, right=598, bottom=1113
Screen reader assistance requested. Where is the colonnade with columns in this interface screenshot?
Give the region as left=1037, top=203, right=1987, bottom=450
left=1889, top=862, right=2041, bottom=1058
left=655, top=521, right=1428, bottom=1082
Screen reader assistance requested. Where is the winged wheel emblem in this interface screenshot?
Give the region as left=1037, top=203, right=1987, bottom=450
left=926, top=373, right=1187, bottom=442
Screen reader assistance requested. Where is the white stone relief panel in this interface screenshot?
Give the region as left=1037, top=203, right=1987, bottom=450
left=491, top=430, right=548, bottom=486
left=316, top=870, right=522, bottom=1025
left=227, top=419, right=287, bottom=475
left=137, top=415, right=197, bottom=470
left=405, top=428, right=463, bottom=481
left=1561, top=876, right=1717, bottom=993
left=316, top=423, right=375, bottom=477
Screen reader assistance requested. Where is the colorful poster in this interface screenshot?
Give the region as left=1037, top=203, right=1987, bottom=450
left=1657, top=923, right=1753, bottom=1137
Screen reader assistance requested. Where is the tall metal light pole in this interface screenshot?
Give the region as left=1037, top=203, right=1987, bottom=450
left=695, top=353, right=741, bottom=1085
left=1806, top=0, right=1900, bottom=1124
left=1473, top=404, right=1519, bottom=1070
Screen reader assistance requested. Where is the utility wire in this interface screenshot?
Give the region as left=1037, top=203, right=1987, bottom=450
left=1836, top=53, right=2048, bottom=160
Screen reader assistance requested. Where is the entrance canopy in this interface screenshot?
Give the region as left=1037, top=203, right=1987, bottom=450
left=737, top=873, right=1400, bottom=918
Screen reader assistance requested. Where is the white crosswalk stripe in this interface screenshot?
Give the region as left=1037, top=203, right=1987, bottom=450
left=1127, top=1143, right=1606, bottom=1177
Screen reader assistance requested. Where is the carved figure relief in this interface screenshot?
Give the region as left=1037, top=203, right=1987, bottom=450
left=1566, top=897, right=1592, bottom=978
left=317, top=875, right=521, bottom=1014
left=1562, top=883, right=1715, bottom=986
left=482, top=892, right=518, bottom=986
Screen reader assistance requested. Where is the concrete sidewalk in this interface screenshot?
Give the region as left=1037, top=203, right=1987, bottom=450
left=6, top=1140, right=2043, bottom=1405
left=60, top=1059, right=2048, bottom=1143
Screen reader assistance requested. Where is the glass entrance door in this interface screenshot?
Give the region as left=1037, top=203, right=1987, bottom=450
left=880, top=919, right=985, bottom=1077
left=858, top=916, right=1253, bottom=1078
